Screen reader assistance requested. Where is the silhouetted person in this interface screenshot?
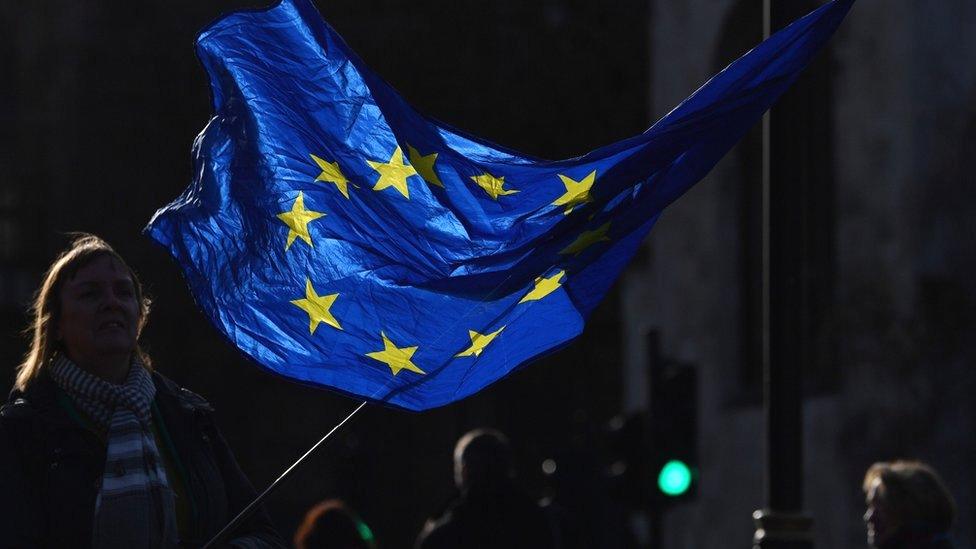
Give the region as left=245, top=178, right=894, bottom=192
left=863, top=460, right=956, bottom=548
left=416, top=428, right=555, bottom=549
left=295, top=498, right=376, bottom=549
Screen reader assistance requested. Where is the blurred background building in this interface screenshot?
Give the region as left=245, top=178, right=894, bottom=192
left=1, top=1, right=973, bottom=547
left=627, top=1, right=976, bottom=547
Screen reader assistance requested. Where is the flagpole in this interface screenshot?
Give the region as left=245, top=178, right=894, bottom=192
left=752, top=1, right=813, bottom=548
left=202, top=400, right=369, bottom=549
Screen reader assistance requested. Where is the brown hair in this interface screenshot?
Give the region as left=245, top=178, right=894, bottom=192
left=15, top=234, right=151, bottom=391
left=294, top=499, right=374, bottom=549
left=863, top=460, right=957, bottom=533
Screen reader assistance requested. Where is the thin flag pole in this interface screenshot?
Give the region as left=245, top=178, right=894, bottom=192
left=202, top=400, right=369, bottom=549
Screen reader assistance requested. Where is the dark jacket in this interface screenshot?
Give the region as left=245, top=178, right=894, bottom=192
left=0, top=370, right=286, bottom=548
left=879, top=527, right=955, bottom=549
left=416, top=483, right=555, bottom=549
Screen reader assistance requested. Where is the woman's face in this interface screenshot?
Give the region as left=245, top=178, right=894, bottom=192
left=864, top=477, right=897, bottom=548
left=57, top=255, right=140, bottom=366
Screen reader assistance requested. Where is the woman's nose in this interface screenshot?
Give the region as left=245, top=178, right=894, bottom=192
left=100, top=290, right=124, bottom=310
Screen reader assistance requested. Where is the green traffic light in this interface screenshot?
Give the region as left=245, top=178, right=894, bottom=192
left=657, top=459, right=693, bottom=496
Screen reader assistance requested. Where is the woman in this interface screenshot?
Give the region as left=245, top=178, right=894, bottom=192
left=863, top=460, right=957, bottom=549
left=0, top=234, right=285, bottom=547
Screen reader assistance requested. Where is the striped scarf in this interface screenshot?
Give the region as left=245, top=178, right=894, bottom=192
left=49, top=354, right=178, bottom=548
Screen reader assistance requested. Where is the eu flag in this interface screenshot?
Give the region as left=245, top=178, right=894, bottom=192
left=146, top=0, right=853, bottom=410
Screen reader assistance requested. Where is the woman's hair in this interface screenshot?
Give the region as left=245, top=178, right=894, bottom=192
left=15, top=233, right=151, bottom=391
left=294, top=499, right=374, bottom=549
left=863, top=460, right=957, bottom=533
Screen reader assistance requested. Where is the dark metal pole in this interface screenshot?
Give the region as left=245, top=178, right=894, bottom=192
left=752, top=1, right=813, bottom=547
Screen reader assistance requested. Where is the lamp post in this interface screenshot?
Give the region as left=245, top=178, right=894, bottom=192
left=752, top=1, right=818, bottom=548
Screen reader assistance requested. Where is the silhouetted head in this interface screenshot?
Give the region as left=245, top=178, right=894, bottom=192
left=294, top=499, right=375, bottom=549
left=863, top=460, right=956, bottom=548
left=453, top=428, right=514, bottom=492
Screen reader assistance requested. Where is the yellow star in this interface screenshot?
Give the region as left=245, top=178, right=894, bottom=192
left=367, top=146, right=417, bottom=199
left=366, top=332, right=426, bottom=376
left=559, top=222, right=612, bottom=256
left=552, top=170, right=596, bottom=215
left=407, top=144, right=443, bottom=188
left=455, top=326, right=505, bottom=358
left=290, top=278, right=342, bottom=334
left=310, top=154, right=350, bottom=198
left=276, top=192, right=326, bottom=251
left=519, top=270, right=566, bottom=303
left=471, top=173, right=518, bottom=200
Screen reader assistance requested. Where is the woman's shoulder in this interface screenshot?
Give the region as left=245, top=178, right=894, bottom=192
left=0, top=375, right=58, bottom=423
left=150, top=370, right=216, bottom=414
left=0, top=387, right=39, bottom=464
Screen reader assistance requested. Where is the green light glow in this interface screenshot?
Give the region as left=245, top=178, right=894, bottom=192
left=356, top=521, right=375, bottom=542
left=657, top=460, right=692, bottom=496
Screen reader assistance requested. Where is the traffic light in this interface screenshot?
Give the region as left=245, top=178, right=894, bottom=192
left=657, top=459, right=693, bottom=497
left=603, top=332, right=699, bottom=509
left=648, top=355, right=699, bottom=504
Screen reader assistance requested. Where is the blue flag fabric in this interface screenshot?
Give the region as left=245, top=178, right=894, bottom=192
left=146, top=0, right=853, bottom=411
